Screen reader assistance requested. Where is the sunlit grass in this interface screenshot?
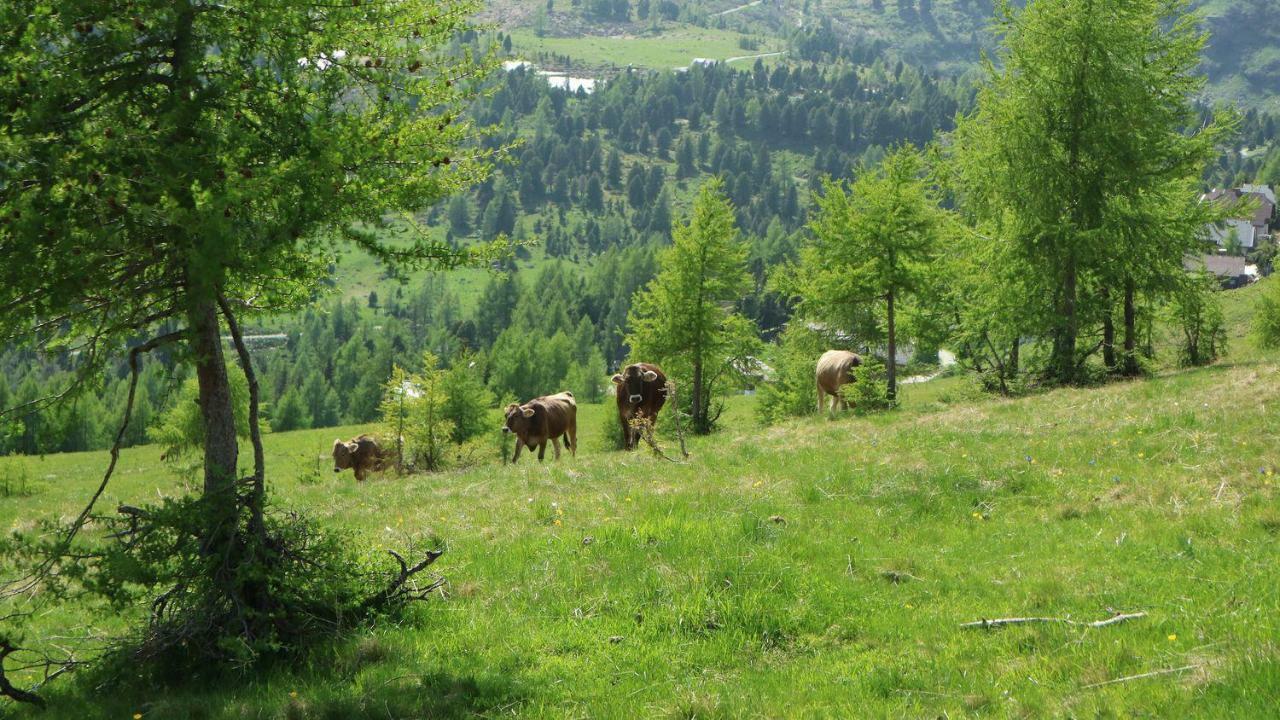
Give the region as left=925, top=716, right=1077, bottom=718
left=3, top=344, right=1278, bottom=717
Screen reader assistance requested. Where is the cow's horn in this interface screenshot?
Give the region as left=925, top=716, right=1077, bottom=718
left=610, top=373, right=623, bottom=384
left=642, top=370, right=658, bottom=382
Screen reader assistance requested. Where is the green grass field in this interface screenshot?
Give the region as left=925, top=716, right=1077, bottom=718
left=3, top=291, right=1279, bottom=716
left=507, top=26, right=783, bottom=70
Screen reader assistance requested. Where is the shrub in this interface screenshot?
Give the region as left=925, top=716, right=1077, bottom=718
left=1169, top=272, right=1227, bottom=367
left=1252, top=277, right=1280, bottom=350
left=846, top=359, right=895, bottom=414
left=756, top=324, right=825, bottom=425
left=442, top=353, right=496, bottom=445
left=380, top=354, right=454, bottom=473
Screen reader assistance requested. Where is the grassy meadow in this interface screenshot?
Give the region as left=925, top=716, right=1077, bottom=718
left=3, top=315, right=1280, bottom=716
left=506, top=26, right=783, bottom=71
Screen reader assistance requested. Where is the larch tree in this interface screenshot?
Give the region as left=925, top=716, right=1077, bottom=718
left=626, top=177, right=758, bottom=434
left=0, top=0, right=499, bottom=684
left=949, top=0, right=1232, bottom=383
left=787, top=145, right=944, bottom=403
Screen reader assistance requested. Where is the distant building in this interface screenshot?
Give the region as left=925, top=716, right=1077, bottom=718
left=1186, top=254, right=1259, bottom=289
left=539, top=73, right=596, bottom=94
left=691, top=58, right=720, bottom=67
left=1202, top=185, right=1275, bottom=250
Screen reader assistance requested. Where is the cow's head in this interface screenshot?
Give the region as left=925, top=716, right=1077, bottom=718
left=502, top=402, right=536, bottom=436
left=332, top=439, right=359, bottom=473
left=612, top=364, right=659, bottom=405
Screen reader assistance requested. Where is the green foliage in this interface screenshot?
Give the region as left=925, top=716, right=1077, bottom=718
left=1169, top=273, right=1228, bottom=367
left=948, top=0, right=1232, bottom=384
left=25, top=492, right=437, bottom=676
left=756, top=323, right=825, bottom=425
left=1251, top=277, right=1280, bottom=349
left=443, top=354, right=497, bottom=445
left=563, top=350, right=609, bottom=404
left=788, top=144, right=945, bottom=401
left=149, top=370, right=258, bottom=461
left=380, top=356, right=454, bottom=473
left=846, top=359, right=894, bottom=414
left=627, top=178, right=759, bottom=433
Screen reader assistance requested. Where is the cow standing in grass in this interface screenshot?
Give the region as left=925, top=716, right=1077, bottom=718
left=612, top=362, right=668, bottom=450
left=333, top=434, right=390, bottom=482
left=503, top=391, right=578, bottom=463
left=816, top=350, right=861, bottom=411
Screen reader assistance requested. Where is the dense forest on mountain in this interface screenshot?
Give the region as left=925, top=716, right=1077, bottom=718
left=2, top=22, right=1278, bottom=455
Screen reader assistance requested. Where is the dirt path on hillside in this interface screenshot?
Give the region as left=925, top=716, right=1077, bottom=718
left=714, top=0, right=763, bottom=16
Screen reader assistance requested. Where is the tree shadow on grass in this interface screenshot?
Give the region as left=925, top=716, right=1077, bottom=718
left=30, top=668, right=525, bottom=720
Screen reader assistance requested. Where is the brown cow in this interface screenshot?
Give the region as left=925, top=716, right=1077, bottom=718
left=503, top=391, right=577, bottom=463
left=816, top=350, right=862, bottom=411
left=332, top=434, right=390, bottom=482
left=611, top=362, right=668, bottom=450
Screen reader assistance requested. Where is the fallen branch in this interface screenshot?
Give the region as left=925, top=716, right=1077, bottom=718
left=361, top=547, right=445, bottom=612
left=961, top=611, right=1147, bottom=630
left=1081, top=664, right=1200, bottom=689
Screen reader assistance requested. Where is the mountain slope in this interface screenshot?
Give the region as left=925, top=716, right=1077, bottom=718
left=489, top=0, right=1280, bottom=111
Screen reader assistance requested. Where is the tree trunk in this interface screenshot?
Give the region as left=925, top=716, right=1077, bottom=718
left=189, top=298, right=239, bottom=509
left=1101, top=287, right=1116, bottom=372
left=1052, top=258, right=1079, bottom=384
left=1122, top=277, right=1139, bottom=376
left=885, top=289, right=897, bottom=403
left=691, top=360, right=706, bottom=434
left=1008, top=337, right=1019, bottom=377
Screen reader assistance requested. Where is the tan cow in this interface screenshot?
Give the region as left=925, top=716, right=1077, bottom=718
left=816, top=350, right=862, bottom=411
left=503, top=391, right=578, bottom=463
left=332, top=434, right=390, bottom=482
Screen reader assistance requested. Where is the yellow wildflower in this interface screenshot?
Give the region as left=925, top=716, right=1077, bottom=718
left=289, top=691, right=298, bottom=699
left=1167, top=634, right=1177, bottom=641
left=553, top=519, right=562, bottom=526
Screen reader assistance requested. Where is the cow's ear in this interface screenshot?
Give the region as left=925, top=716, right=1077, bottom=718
left=610, top=373, right=623, bottom=384
left=642, top=370, right=658, bottom=382
left=346, top=441, right=359, bottom=453
left=333, top=439, right=343, bottom=449
left=521, top=405, right=535, bottom=418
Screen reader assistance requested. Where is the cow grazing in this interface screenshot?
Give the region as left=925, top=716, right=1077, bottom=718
left=503, top=391, right=578, bottom=463
left=611, top=362, right=668, bottom=450
left=333, top=434, right=389, bottom=482
left=816, top=350, right=862, bottom=411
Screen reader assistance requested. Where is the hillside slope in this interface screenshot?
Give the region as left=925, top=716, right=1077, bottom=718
left=3, top=351, right=1278, bottom=717
left=490, top=0, right=1280, bottom=111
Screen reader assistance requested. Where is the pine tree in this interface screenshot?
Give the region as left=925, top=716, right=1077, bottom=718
left=794, top=145, right=946, bottom=402
left=627, top=178, right=759, bottom=433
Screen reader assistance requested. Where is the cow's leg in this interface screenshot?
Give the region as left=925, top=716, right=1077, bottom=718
left=568, top=419, right=577, bottom=458
left=537, top=441, right=547, bottom=461
left=511, top=442, right=523, bottom=464
left=818, top=384, right=825, bottom=413
left=551, top=436, right=562, bottom=460
left=354, top=465, right=365, bottom=483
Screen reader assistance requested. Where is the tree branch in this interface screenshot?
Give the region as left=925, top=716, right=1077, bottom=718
left=961, top=611, right=1147, bottom=630
left=1, top=331, right=182, bottom=600
left=217, top=293, right=265, bottom=541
